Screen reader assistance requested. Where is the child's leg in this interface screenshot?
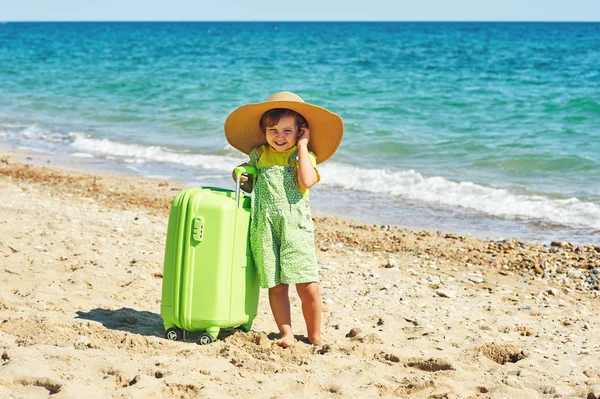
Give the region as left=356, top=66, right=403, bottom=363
left=296, top=282, right=323, bottom=346
left=268, top=284, right=294, bottom=348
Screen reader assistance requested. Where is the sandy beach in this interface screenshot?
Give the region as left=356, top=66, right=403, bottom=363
left=1, top=151, right=599, bottom=399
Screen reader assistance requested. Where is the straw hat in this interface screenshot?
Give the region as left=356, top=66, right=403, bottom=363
left=224, top=91, right=344, bottom=164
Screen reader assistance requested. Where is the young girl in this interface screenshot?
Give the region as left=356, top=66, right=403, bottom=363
left=225, top=92, right=344, bottom=347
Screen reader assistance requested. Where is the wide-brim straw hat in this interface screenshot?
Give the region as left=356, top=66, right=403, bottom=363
left=224, top=91, right=344, bottom=164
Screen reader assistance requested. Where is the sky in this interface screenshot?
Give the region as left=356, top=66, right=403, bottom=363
left=1, top=0, right=599, bottom=22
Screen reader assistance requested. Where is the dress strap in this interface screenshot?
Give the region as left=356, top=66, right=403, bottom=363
left=249, top=146, right=260, bottom=165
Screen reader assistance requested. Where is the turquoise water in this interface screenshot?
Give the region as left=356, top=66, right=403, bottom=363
left=1, top=22, right=599, bottom=244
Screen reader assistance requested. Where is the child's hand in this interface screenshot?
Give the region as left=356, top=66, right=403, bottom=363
left=298, top=126, right=310, bottom=148
left=232, top=162, right=253, bottom=193
left=240, top=174, right=254, bottom=193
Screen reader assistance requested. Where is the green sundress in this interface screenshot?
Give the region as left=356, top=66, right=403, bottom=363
left=249, top=146, right=319, bottom=289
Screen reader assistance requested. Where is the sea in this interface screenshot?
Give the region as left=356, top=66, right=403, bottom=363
left=1, top=22, right=599, bottom=245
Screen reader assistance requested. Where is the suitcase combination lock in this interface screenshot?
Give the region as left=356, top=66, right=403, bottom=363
left=192, top=217, right=205, bottom=242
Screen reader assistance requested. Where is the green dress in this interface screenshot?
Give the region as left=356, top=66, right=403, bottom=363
left=249, top=146, right=319, bottom=289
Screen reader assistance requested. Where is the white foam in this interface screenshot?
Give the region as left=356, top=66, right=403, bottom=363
left=66, top=134, right=600, bottom=230
left=70, top=152, right=94, bottom=158
left=69, top=134, right=245, bottom=170
left=21, top=125, right=71, bottom=143
left=319, top=163, right=600, bottom=230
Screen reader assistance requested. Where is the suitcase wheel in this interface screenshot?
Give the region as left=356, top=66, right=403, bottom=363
left=166, top=327, right=184, bottom=341
left=198, top=332, right=214, bottom=345
left=235, top=325, right=250, bottom=333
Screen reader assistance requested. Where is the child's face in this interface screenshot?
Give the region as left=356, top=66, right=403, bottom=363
left=265, top=115, right=299, bottom=153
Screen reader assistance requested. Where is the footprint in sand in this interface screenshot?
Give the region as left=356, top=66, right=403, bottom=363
left=162, top=382, right=203, bottom=397
left=405, top=357, right=456, bottom=372
left=102, top=367, right=139, bottom=388
left=394, top=376, right=436, bottom=395
left=379, top=352, right=400, bottom=363
left=480, top=343, right=529, bottom=365
left=14, top=377, right=62, bottom=395
left=345, top=328, right=384, bottom=344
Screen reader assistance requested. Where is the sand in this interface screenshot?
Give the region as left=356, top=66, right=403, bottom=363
left=1, top=151, right=599, bottom=399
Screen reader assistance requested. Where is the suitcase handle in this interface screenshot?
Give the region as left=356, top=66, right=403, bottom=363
left=234, top=165, right=258, bottom=208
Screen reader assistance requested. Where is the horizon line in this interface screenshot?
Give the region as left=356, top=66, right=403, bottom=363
left=2, top=20, right=599, bottom=23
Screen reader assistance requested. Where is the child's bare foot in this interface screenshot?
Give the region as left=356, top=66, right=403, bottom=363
left=308, top=335, right=323, bottom=346
left=276, top=334, right=295, bottom=348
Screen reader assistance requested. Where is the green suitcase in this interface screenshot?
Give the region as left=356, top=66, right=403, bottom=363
left=160, top=166, right=259, bottom=344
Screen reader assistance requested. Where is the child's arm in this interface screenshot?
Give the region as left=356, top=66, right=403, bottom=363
left=297, top=126, right=319, bottom=190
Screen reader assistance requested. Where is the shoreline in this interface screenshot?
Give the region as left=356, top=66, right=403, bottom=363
left=1, top=151, right=600, bottom=398
left=2, top=150, right=599, bottom=294
left=2, top=143, right=598, bottom=247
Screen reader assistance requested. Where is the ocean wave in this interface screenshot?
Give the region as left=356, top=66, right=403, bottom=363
left=565, top=97, right=600, bottom=113
left=319, top=163, right=600, bottom=230
left=20, top=125, right=72, bottom=144
left=544, top=97, right=600, bottom=114
left=69, top=133, right=244, bottom=170
left=66, top=134, right=600, bottom=230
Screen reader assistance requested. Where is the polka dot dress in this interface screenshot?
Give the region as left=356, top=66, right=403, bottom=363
left=249, top=147, right=318, bottom=289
